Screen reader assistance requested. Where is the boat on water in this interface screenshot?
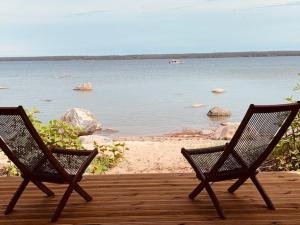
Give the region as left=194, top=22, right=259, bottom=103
left=73, top=82, right=93, bottom=91
left=169, top=59, right=184, bottom=64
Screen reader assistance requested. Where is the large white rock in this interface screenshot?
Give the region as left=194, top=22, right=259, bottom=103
left=79, top=135, right=112, bottom=150
left=61, top=108, right=101, bottom=134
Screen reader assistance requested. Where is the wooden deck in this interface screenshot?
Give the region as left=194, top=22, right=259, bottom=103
left=0, top=172, right=299, bottom=225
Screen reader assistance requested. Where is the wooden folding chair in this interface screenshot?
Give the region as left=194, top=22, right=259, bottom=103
left=0, top=106, right=98, bottom=222
left=182, top=102, right=300, bottom=218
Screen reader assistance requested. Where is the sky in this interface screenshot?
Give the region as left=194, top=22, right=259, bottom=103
left=0, top=0, right=300, bottom=57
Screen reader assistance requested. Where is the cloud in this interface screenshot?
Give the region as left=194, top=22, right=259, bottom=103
left=67, top=10, right=111, bottom=18
left=240, top=0, right=300, bottom=10
left=0, top=0, right=300, bottom=24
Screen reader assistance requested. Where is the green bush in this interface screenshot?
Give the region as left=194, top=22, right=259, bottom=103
left=272, top=73, right=300, bottom=171
left=88, top=142, right=128, bottom=174
left=27, top=108, right=83, bottom=149
left=0, top=163, right=21, bottom=176
left=28, top=109, right=128, bottom=174
left=272, top=99, right=300, bottom=171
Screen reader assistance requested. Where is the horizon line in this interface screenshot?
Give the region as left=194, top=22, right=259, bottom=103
left=1, top=50, right=300, bottom=61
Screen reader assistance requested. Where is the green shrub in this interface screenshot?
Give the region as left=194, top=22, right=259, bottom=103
left=88, top=142, right=128, bottom=174
left=272, top=73, right=300, bottom=171
left=272, top=99, right=300, bottom=171
left=27, top=109, right=83, bottom=149
left=0, top=163, right=21, bottom=176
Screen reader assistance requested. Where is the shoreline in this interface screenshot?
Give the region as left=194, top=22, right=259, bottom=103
left=107, top=137, right=226, bottom=174
left=1, top=50, right=300, bottom=61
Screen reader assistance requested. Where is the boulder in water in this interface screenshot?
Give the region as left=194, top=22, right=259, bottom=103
left=61, top=108, right=101, bottom=135
left=207, top=107, right=231, bottom=117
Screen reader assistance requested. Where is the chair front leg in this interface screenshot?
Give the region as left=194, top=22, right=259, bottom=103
left=205, top=184, right=225, bottom=219
left=250, top=175, right=275, bottom=210
left=74, top=183, right=92, bottom=201
left=5, top=178, right=29, bottom=214
left=51, top=183, right=75, bottom=222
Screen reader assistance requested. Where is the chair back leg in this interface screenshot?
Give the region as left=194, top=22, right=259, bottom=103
left=250, top=175, right=275, bottom=210
left=189, top=182, right=206, bottom=199
left=75, top=184, right=92, bottom=201
left=228, top=176, right=249, bottom=193
left=32, top=181, right=55, bottom=197
left=5, top=179, right=29, bottom=215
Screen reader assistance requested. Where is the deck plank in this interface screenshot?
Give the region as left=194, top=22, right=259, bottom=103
left=0, top=172, right=299, bottom=224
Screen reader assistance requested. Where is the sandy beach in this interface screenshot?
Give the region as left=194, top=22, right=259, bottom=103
left=108, top=137, right=226, bottom=174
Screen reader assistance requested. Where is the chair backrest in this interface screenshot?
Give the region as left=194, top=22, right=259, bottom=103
left=211, top=102, right=300, bottom=175
left=0, top=106, right=66, bottom=177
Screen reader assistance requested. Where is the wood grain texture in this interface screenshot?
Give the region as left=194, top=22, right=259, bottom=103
left=0, top=172, right=299, bottom=225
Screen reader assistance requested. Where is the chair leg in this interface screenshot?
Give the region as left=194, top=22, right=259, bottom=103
left=75, top=184, right=92, bottom=201
left=189, top=182, right=205, bottom=199
left=5, top=179, right=29, bottom=215
left=250, top=175, right=275, bottom=210
left=205, top=184, right=225, bottom=219
left=205, top=184, right=226, bottom=219
left=51, top=183, right=74, bottom=222
left=228, top=176, right=248, bottom=193
left=32, top=181, right=55, bottom=197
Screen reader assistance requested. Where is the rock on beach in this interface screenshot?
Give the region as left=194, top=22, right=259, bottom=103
left=79, top=135, right=112, bottom=150
left=210, top=124, right=239, bottom=140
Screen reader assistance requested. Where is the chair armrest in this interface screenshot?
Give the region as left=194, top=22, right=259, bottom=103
left=181, top=145, right=225, bottom=155
left=52, top=148, right=98, bottom=156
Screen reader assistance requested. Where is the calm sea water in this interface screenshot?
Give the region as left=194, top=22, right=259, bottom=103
left=0, top=56, right=299, bottom=136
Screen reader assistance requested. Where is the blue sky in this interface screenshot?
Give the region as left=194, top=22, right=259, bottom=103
left=1, top=0, right=300, bottom=56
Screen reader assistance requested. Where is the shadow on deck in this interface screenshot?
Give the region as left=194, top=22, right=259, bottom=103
left=0, top=172, right=299, bottom=225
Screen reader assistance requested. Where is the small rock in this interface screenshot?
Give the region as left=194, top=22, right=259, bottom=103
left=212, top=88, right=225, bottom=94
left=79, top=135, right=112, bottom=150
left=210, top=124, right=238, bottom=140
left=61, top=108, right=101, bottom=135
left=73, top=82, right=92, bottom=91
left=221, top=122, right=240, bottom=127
left=42, top=99, right=52, bottom=102
left=101, top=128, right=119, bottom=134
left=199, top=129, right=214, bottom=136
left=191, top=103, right=205, bottom=108
left=207, top=107, right=231, bottom=117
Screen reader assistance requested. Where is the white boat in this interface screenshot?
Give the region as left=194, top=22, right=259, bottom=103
left=169, top=59, right=184, bottom=64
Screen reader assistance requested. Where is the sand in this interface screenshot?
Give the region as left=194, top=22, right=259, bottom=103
left=108, top=138, right=226, bottom=174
